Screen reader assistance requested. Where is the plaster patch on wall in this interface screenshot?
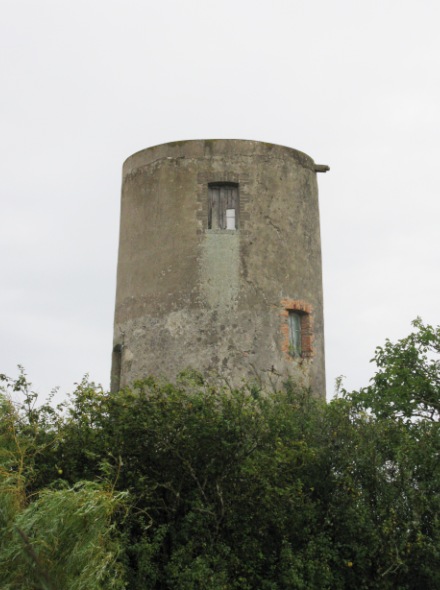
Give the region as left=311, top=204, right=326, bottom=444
left=199, top=232, right=240, bottom=313
left=165, top=310, right=190, bottom=336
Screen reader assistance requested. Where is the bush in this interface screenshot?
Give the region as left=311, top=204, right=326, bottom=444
left=1, top=321, right=440, bottom=589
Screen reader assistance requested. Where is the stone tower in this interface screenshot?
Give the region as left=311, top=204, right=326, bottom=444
left=111, top=140, right=328, bottom=397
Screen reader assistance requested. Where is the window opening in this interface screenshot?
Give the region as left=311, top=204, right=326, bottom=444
left=208, top=183, right=239, bottom=230
left=288, top=311, right=302, bottom=356
left=281, top=299, right=313, bottom=359
left=226, top=208, right=235, bottom=229
left=111, top=344, right=122, bottom=392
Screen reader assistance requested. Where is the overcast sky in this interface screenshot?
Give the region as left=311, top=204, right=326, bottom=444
left=1, top=0, right=439, bottom=401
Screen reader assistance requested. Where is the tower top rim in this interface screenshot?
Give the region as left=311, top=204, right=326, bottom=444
left=122, top=139, right=319, bottom=177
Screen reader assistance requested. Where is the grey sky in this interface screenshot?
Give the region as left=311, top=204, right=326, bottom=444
left=1, top=0, right=439, bottom=400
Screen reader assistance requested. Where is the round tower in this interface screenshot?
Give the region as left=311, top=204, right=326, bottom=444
left=111, top=139, right=327, bottom=397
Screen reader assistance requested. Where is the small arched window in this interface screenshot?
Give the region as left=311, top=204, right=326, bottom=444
left=280, top=299, right=314, bottom=359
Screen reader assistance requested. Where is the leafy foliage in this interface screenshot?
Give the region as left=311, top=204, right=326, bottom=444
left=1, top=320, right=440, bottom=589
left=1, top=482, right=127, bottom=590
left=346, top=318, right=440, bottom=422
left=0, top=375, right=127, bottom=590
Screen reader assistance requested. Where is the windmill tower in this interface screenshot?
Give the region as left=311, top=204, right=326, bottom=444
left=111, top=140, right=328, bottom=397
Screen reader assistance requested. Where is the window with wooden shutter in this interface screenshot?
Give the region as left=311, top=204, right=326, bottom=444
left=208, top=183, right=239, bottom=230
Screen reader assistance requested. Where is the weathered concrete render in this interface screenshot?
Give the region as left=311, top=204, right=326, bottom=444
left=112, top=139, right=327, bottom=397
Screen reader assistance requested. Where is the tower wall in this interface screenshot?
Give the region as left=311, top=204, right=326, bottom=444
left=112, top=140, right=326, bottom=397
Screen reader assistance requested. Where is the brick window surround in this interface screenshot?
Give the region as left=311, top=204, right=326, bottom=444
left=195, top=172, right=251, bottom=232
left=280, top=299, right=314, bottom=359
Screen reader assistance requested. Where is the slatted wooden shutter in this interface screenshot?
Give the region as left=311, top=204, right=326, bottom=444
left=208, top=183, right=238, bottom=229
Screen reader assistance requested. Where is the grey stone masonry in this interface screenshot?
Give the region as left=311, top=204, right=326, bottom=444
left=111, top=140, right=328, bottom=397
